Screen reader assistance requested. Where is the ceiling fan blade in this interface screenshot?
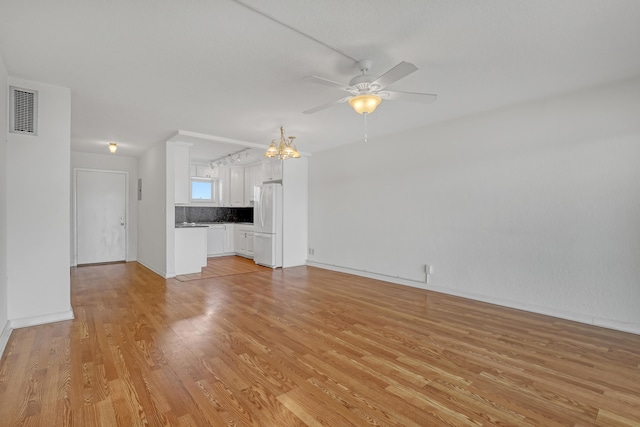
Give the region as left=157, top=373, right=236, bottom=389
left=303, top=75, right=352, bottom=92
left=371, top=61, right=418, bottom=90
left=383, top=90, right=437, bottom=104
left=303, top=96, right=351, bottom=114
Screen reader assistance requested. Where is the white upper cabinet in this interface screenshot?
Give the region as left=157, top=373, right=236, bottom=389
left=218, top=166, right=231, bottom=206
left=195, top=165, right=214, bottom=178
left=262, top=158, right=282, bottom=182
left=229, top=167, right=244, bottom=206
left=218, top=166, right=244, bottom=206
left=244, top=163, right=261, bottom=206
left=188, top=161, right=264, bottom=207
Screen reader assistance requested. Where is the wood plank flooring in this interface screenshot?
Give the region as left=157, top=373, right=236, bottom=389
left=176, top=255, right=268, bottom=281
left=0, top=258, right=639, bottom=426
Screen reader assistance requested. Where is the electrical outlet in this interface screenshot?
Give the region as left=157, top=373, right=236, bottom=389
left=424, top=264, right=433, bottom=283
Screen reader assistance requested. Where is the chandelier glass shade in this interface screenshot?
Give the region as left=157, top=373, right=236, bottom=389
left=108, top=142, right=118, bottom=154
left=348, top=94, right=382, bottom=114
left=264, top=127, right=300, bottom=159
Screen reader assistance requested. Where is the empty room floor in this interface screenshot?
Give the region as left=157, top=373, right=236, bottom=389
left=0, top=261, right=638, bottom=426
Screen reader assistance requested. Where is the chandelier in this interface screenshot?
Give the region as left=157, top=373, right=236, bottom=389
left=264, top=127, right=300, bottom=159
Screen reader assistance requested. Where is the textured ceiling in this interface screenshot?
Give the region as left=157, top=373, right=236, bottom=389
left=1, top=0, right=639, bottom=159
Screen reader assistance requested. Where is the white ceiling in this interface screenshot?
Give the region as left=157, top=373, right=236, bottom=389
left=1, top=0, right=639, bottom=160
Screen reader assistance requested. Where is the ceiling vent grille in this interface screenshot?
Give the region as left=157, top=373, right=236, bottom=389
left=10, top=86, right=38, bottom=135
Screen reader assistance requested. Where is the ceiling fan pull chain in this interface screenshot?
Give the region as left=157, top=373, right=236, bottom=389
left=364, top=112, right=368, bottom=143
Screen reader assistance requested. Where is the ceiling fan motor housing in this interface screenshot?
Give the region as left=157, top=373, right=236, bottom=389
left=349, top=75, right=376, bottom=92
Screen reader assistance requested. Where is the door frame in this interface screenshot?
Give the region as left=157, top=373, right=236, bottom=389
left=72, top=168, right=129, bottom=266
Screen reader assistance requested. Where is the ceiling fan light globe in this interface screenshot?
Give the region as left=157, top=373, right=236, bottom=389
left=349, top=94, right=382, bottom=114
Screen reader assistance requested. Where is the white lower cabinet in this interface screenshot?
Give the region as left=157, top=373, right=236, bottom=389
left=207, top=225, right=225, bottom=257
left=223, top=224, right=234, bottom=253
left=235, top=225, right=254, bottom=258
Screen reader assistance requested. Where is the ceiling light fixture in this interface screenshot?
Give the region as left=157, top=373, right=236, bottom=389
left=264, top=127, right=300, bottom=160
left=209, top=148, right=251, bottom=169
left=348, top=94, right=382, bottom=115
left=108, top=142, right=117, bottom=154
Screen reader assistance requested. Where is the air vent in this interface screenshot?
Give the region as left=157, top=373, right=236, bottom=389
left=10, top=86, right=38, bottom=135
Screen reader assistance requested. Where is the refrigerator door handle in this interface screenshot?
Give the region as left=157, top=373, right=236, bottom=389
left=259, top=187, right=265, bottom=229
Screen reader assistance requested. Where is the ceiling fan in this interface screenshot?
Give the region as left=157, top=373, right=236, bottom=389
left=303, top=59, right=437, bottom=115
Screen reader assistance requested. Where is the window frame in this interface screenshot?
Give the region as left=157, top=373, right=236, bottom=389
left=190, top=178, right=217, bottom=203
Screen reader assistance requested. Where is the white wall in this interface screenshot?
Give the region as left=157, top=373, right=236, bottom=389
left=137, top=140, right=167, bottom=277
left=70, top=151, right=138, bottom=265
left=282, top=156, right=308, bottom=268
left=7, top=78, right=73, bottom=326
left=308, top=76, right=640, bottom=334
left=164, top=142, right=178, bottom=277
left=0, top=54, right=10, bottom=351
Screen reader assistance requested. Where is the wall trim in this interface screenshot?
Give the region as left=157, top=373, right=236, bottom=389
left=0, top=321, right=12, bottom=359
left=307, top=261, right=640, bottom=336
left=9, top=309, right=75, bottom=329
left=135, top=260, right=170, bottom=279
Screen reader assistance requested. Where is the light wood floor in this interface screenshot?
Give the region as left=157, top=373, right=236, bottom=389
left=176, top=255, right=268, bottom=282
left=1, top=258, right=639, bottom=426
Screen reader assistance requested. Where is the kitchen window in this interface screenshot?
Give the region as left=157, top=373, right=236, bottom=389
left=191, top=178, right=216, bottom=203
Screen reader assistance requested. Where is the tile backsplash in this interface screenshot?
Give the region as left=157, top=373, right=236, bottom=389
left=175, top=206, right=253, bottom=224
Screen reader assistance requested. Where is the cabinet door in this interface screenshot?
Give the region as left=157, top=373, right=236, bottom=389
left=229, top=167, right=244, bottom=206
left=246, top=232, right=254, bottom=256
left=207, top=226, right=225, bottom=256
left=244, top=166, right=253, bottom=206
left=261, top=158, right=283, bottom=182
left=234, top=228, right=243, bottom=254
left=174, top=145, right=190, bottom=204
left=272, top=158, right=282, bottom=180
left=196, top=165, right=213, bottom=178
left=223, top=224, right=234, bottom=253
left=218, top=167, right=230, bottom=206
left=245, top=163, right=262, bottom=205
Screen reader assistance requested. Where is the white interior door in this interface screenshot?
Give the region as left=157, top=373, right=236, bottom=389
left=76, top=170, right=126, bottom=264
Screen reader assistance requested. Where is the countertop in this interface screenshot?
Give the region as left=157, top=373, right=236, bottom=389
left=175, top=222, right=209, bottom=228
left=175, top=222, right=253, bottom=228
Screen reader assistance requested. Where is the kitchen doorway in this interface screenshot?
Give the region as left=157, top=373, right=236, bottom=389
left=75, top=169, right=127, bottom=265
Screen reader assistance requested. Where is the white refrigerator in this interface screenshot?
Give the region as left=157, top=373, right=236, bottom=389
left=253, top=183, right=283, bottom=268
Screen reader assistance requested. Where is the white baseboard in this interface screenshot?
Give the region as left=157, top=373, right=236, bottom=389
left=307, top=261, right=640, bottom=336
left=10, top=309, right=75, bottom=329
left=0, top=320, right=12, bottom=358
left=136, top=260, right=169, bottom=278
left=208, top=252, right=237, bottom=258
